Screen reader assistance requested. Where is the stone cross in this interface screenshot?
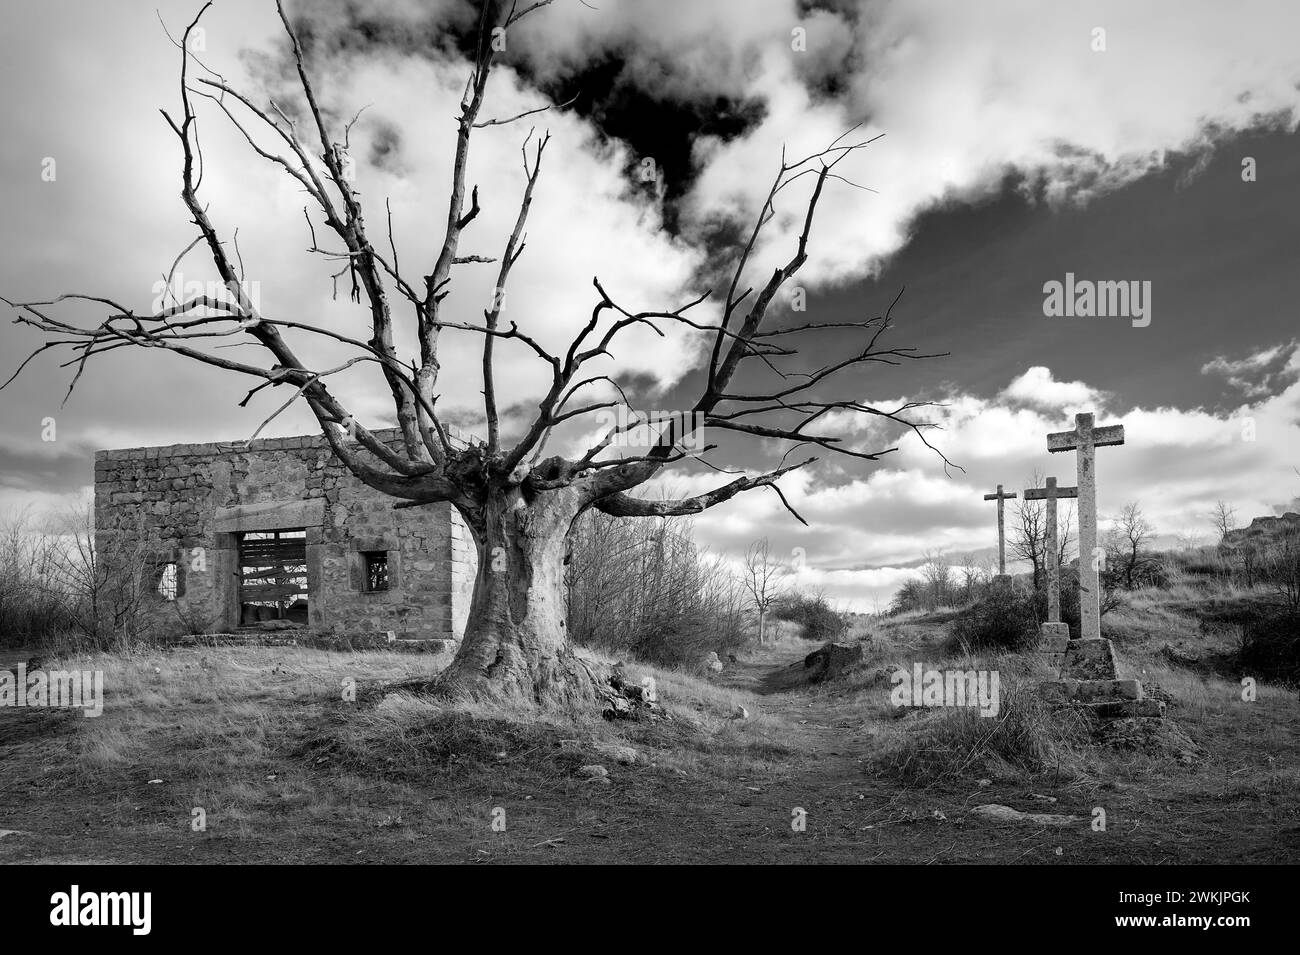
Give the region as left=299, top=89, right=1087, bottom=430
left=1023, top=476, right=1077, bottom=623
left=1047, top=412, right=1124, bottom=640
left=983, top=484, right=1018, bottom=575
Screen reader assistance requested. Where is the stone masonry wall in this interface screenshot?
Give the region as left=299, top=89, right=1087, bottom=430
left=94, top=427, right=479, bottom=641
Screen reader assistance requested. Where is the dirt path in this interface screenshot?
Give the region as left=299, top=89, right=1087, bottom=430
left=1, top=640, right=1295, bottom=864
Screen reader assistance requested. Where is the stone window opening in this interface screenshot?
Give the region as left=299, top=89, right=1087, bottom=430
left=156, top=562, right=179, bottom=601
left=363, top=551, right=390, bottom=593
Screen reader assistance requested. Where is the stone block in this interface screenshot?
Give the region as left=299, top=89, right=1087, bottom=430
left=1042, top=678, right=1142, bottom=703
left=1038, top=622, right=1070, bottom=654
left=1081, top=699, right=1166, bottom=719
left=1061, top=637, right=1118, bottom=680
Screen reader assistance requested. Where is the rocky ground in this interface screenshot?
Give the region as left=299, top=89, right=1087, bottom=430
left=0, top=618, right=1297, bottom=864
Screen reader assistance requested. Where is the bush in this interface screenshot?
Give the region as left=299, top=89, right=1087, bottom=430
left=1234, top=606, right=1300, bottom=686
left=629, top=620, right=740, bottom=672
left=1028, top=567, right=1083, bottom=636
left=566, top=510, right=748, bottom=669
left=947, top=583, right=1039, bottom=653
left=1241, top=612, right=1300, bottom=683
left=772, top=592, right=847, bottom=643
left=871, top=678, right=1092, bottom=785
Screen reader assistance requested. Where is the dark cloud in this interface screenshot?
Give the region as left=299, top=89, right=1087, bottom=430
left=0, top=442, right=94, bottom=495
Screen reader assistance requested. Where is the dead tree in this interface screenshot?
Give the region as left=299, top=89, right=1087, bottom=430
left=1208, top=499, right=1238, bottom=543
left=2, top=1, right=947, bottom=708
left=1105, top=501, right=1158, bottom=590
left=743, top=538, right=785, bottom=644
left=1011, top=471, right=1076, bottom=590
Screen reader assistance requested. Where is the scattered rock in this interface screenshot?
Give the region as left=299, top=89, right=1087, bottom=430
left=592, top=742, right=638, bottom=765
left=730, top=705, right=751, bottom=720
left=970, top=804, right=1082, bottom=826
left=1162, top=643, right=1200, bottom=667
left=1142, top=681, right=1177, bottom=706
left=601, top=668, right=664, bottom=721
left=803, top=642, right=864, bottom=683
left=577, top=764, right=609, bottom=780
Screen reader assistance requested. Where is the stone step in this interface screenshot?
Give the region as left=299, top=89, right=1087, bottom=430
left=1037, top=622, right=1070, bottom=654
left=164, top=633, right=458, bottom=654
left=1040, top=678, right=1143, bottom=704
left=1060, top=637, right=1119, bottom=680
left=1078, top=698, right=1166, bottom=719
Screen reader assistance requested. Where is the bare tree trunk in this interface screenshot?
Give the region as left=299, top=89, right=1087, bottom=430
left=435, top=487, right=604, bottom=707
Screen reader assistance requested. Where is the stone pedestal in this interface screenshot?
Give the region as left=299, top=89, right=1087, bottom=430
left=1039, top=636, right=1166, bottom=720
left=1038, top=622, right=1069, bottom=670
left=1061, top=637, right=1118, bottom=680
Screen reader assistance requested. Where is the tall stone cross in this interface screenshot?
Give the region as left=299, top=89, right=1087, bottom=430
left=1047, top=412, right=1124, bottom=640
left=1023, top=477, right=1077, bottom=623
left=983, top=484, right=1017, bottom=575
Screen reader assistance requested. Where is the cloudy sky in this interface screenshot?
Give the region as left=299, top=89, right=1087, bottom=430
left=2, top=0, right=1300, bottom=610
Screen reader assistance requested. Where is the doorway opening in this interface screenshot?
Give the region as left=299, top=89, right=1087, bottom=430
left=238, top=528, right=308, bottom=626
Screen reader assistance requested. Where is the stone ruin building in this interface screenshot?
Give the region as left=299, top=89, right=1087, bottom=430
left=93, top=427, right=479, bottom=648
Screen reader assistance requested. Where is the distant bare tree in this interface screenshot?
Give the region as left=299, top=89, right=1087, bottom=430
left=954, top=552, right=986, bottom=604
left=41, top=503, right=166, bottom=650
left=919, top=548, right=954, bottom=610
left=743, top=538, right=786, bottom=643
left=1105, top=501, right=1159, bottom=590
left=566, top=509, right=748, bottom=665
left=1209, top=500, right=1238, bottom=543
left=1011, top=472, right=1076, bottom=590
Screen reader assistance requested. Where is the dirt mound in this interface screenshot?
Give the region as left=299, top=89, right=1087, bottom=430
left=803, top=642, right=865, bottom=684
left=1095, top=717, right=1203, bottom=763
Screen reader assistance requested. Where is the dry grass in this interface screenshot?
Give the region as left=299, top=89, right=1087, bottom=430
left=2, top=596, right=1297, bottom=863
left=869, top=677, right=1096, bottom=787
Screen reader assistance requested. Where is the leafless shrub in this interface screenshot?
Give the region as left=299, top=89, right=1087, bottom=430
left=566, top=510, right=748, bottom=669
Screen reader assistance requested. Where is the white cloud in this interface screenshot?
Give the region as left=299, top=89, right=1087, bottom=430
left=1201, top=340, right=1300, bottom=397
left=1000, top=366, right=1106, bottom=412
left=667, top=352, right=1300, bottom=609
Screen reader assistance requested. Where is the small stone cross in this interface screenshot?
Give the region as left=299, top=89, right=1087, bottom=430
left=1023, top=477, right=1077, bottom=623
left=983, top=484, right=1018, bottom=576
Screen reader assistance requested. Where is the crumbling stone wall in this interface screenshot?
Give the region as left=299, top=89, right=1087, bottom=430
left=93, top=427, right=478, bottom=642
